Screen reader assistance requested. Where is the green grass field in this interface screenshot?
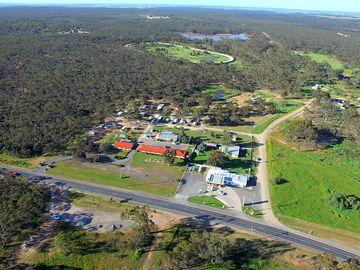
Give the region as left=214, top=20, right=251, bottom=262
left=48, top=160, right=180, bottom=197
left=147, top=44, right=232, bottom=64
left=297, top=51, right=344, bottom=70
left=21, top=224, right=144, bottom=270
left=296, top=51, right=360, bottom=80
left=201, top=84, right=240, bottom=100
left=131, top=152, right=185, bottom=178
left=255, top=90, right=276, bottom=99
left=267, top=137, right=360, bottom=234
left=97, top=130, right=140, bottom=144
left=188, top=195, right=226, bottom=209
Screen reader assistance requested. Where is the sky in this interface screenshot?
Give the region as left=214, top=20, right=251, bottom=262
left=2, top=0, right=360, bottom=13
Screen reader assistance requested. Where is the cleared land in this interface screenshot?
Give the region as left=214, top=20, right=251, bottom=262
left=297, top=51, right=344, bottom=70
left=267, top=131, right=360, bottom=237
left=0, top=152, right=51, bottom=169
left=47, top=158, right=185, bottom=197
left=147, top=43, right=233, bottom=64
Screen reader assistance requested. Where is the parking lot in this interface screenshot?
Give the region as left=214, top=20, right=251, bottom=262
left=176, top=165, right=262, bottom=211
left=176, top=169, right=208, bottom=198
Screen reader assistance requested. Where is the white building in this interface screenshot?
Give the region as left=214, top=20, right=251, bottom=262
left=220, top=145, right=241, bottom=158
left=206, top=167, right=249, bottom=188
left=157, top=104, right=165, bottom=111
left=156, top=131, right=179, bottom=142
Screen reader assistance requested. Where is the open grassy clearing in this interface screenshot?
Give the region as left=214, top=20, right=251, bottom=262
left=147, top=43, right=232, bottom=64
left=20, top=223, right=145, bottom=270
left=296, top=51, right=344, bottom=70
left=97, top=129, right=140, bottom=144
left=324, top=81, right=360, bottom=99
left=131, top=152, right=185, bottom=178
left=188, top=195, right=227, bottom=209
left=302, top=81, right=360, bottom=100
left=296, top=51, right=360, bottom=79
left=267, top=132, right=360, bottom=235
left=0, top=152, right=51, bottom=169
left=201, top=84, right=241, bottom=100
left=47, top=159, right=180, bottom=197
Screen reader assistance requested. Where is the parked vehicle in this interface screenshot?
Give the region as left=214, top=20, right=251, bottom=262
left=50, top=213, right=61, bottom=220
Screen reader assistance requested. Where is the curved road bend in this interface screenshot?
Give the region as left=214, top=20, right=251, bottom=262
left=1, top=166, right=359, bottom=261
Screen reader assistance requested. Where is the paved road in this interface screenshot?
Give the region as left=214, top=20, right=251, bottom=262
left=1, top=165, right=359, bottom=261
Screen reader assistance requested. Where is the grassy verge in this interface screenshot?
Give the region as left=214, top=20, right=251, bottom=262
left=48, top=160, right=179, bottom=197
left=69, top=192, right=134, bottom=213
left=242, top=205, right=263, bottom=218
left=252, top=101, right=302, bottom=134
left=267, top=136, right=360, bottom=235
left=188, top=195, right=227, bottom=209
left=252, top=114, right=282, bottom=134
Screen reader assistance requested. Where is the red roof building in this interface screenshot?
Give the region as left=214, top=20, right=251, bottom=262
left=114, top=141, right=134, bottom=150
left=136, top=145, right=166, bottom=155
left=175, top=150, right=188, bottom=159
left=136, top=144, right=188, bottom=159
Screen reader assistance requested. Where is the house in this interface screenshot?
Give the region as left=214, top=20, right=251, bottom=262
left=205, top=142, right=218, bottom=149
left=206, top=167, right=249, bottom=188
left=220, top=145, right=240, bottom=158
left=156, top=131, right=179, bottom=142
left=157, top=104, right=165, bottom=111
left=250, top=97, right=260, bottom=104
left=311, top=84, right=324, bottom=90
left=88, top=130, right=96, bottom=136
left=175, top=149, right=188, bottom=159
left=114, top=141, right=134, bottom=150
left=331, top=98, right=348, bottom=110
left=136, top=145, right=188, bottom=159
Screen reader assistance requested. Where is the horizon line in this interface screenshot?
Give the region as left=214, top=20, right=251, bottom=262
left=0, top=3, right=359, bottom=15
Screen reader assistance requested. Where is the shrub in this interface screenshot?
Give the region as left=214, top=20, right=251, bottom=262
left=328, top=190, right=360, bottom=210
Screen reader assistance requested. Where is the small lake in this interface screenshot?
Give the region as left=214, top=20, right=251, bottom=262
left=180, top=33, right=248, bottom=41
